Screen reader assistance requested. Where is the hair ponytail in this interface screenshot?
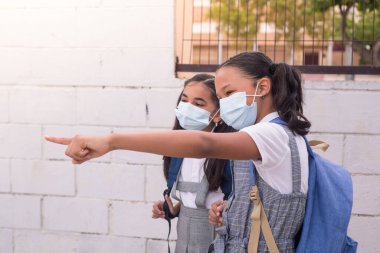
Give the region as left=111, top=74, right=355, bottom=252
left=270, top=63, right=311, bottom=136
left=219, top=51, right=311, bottom=136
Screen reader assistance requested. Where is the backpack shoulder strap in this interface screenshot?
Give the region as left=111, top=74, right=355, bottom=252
left=221, top=160, right=233, bottom=199
left=163, top=157, right=183, bottom=253
left=166, top=157, right=184, bottom=191
left=270, top=117, right=287, bottom=126
left=248, top=160, right=257, bottom=186
left=271, top=118, right=329, bottom=154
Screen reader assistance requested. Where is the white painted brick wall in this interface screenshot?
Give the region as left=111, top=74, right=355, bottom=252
left=77, top=88, right=146, bottom=127
left=0, top=229, right=13, bottom=253
left=0, top=0, right=378, bottom=252
left=73, top=7, right=173, bottom=48
left=0, top=49, right=32, bottom=85
left=110, top=201, right=177, bottom=240
left=14, top=230, right=146, bottom=253
left=145, top=165, right=167, bottom=202
left=348, top=216, right=380, bottom=253
left=344, top=135, right=380, bottom=175
left=146, top=88, right=182, bottom=128
left=99, top=48, right=175, bottom=86
left=77, top=162, right=145, bottom=201
left=147, top=239, right=176, bottom=253
left=0, top=124, right=42, bottom=159
left=0, top=88, right=9, bottom=122
left=30, top=49, right=102, bottom=86
left=304, top=89, right=380, bottom=134
left=15, top=230, right=79, bottom=253
left=10, top=87, right=76, bottom=124
left=0, top=195, right=41, bottom=229
left=0, top=159, right=11, bottom=192
left=0, top=0, right=102, bottom=8
left=111, top=148, right=163, bottom=165
left=43, top=197, right=108, bottom=233
left=101, top=0, right=173, bottom=7
left=11, top=160, right=75, bottom=196
left=352, top=175, right=380, bottom=216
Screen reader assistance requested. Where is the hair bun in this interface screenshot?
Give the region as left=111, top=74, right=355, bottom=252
left=269, top=63, right=277, bottom=75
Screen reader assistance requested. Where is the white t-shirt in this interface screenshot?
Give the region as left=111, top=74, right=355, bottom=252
left=241, top=112, right=309, bottom=194
left=177, top=158, right=224, bottom=209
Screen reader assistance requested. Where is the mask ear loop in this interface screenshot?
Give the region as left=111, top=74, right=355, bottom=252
left=209, top=109, right=220, bottom=132
left=246, top=81, right=262, bottom=105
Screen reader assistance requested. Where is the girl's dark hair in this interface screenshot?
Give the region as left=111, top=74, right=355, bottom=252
left=163, top=74, right=236, bottom=191
left=218, top=52, right=311, bottom=136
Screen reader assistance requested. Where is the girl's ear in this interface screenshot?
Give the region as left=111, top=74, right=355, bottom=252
left=258, top=77, right=271, bottom=97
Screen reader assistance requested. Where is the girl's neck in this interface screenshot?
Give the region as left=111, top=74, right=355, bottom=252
left=256, top=97, right=277, bottom=123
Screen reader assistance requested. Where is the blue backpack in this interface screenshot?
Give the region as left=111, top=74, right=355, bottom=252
left=271, top=118, right=358, bottom=253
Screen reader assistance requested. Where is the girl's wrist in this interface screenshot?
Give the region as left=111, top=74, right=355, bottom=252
left=107, top=133, right=118, bottom=151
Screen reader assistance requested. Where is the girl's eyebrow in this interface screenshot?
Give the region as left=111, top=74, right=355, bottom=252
left=217, top=83, right=231, bottom=98
left=181, top=93, right=206, bottom=103
left=222, top=83, right=231, bottom=91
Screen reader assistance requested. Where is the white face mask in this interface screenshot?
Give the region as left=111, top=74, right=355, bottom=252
left=219, top=82, right=262, bottom=130
left=175, top=101, right=218, bottom=130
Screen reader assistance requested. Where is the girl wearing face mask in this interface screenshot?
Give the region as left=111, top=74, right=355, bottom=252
left=46, top=52, right=311, bottom=253
left=151, top=74, right=235, bottom=253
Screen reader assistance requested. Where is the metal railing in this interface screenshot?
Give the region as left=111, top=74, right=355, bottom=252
left=175, top=0, right=380, bottom=75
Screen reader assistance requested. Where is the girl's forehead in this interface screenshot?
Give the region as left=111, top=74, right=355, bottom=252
left=216, top=66, right=246, bottom=80
left=183, top=81, right=212, bottom=96
left=216, top=67, right=245, bottom=87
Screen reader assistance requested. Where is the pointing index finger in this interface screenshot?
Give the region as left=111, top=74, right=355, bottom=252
left=44, top=136, right=72, bottom=145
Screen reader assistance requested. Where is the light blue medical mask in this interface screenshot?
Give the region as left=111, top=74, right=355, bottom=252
left=175, top=101, right=217, bottom=130
left=220, top=83, right=262, bottom=130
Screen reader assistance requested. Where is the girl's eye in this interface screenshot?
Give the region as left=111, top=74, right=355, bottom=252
left=225, top=90, right=235, bottom=96
left=195, top=103, right=205, bottom=107
left=181, top=99, right=188, bottom=103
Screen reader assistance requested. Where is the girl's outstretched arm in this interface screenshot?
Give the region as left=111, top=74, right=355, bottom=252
left=45, top=130, right=259, bottom=164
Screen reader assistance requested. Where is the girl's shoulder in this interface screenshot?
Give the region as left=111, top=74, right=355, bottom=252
left=241, top=121, right=289, bottom=144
